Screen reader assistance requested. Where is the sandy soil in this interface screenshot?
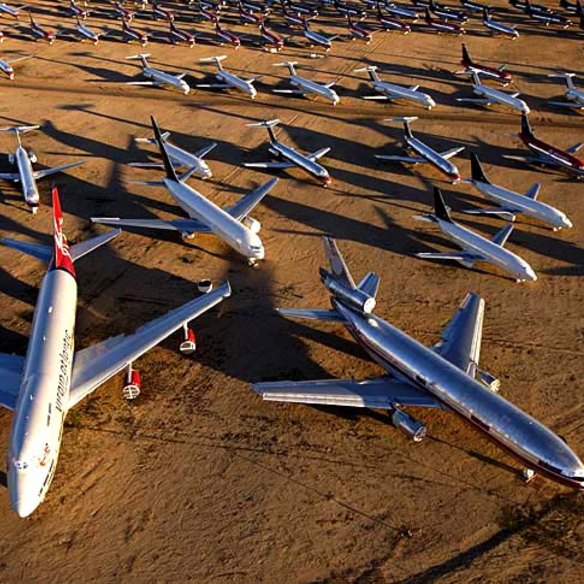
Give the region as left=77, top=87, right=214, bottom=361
left=0, top=0, right=582, bottom=582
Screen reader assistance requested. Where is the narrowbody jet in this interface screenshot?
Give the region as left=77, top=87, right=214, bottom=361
left=375, top=117, right=464, bottom=183
left=301, top=19, right=336, bottom=51
left=482, top=7, right=519, bottom=38
left=74, top=17, right=101, bottom=44
left=506, top=114, right=584, bottom=179
left=0, top=125, right=84, bottom=213
left=243, top=118, right=332, bottom=186
left=423, top=8, right=465, bottom=34
left=0, top=2, right=21, bottom=19
left=414, top=187, right=537, bottom=281
left=198, top=54, right=258, bottom=98
left=93, top=117, right=277, bottom=267
left=548, top=73, right=584, bottom=110
left=259, top=20, right=284, bottom=50
left=121, top=18, right=148, bottom=45
left=356, top=65, right=435, bottom=109
left=126, top=53, right=190, bottom=94
left=462, top=153, right=572, bottom=231
left=373, top=4, right=412, bottom=32
left=253, top=237, right=584, bottom=489
left=28, top=12, right=56, bottom=43
left=0, top=54, right=30, bottom=79
left=457, top=71, right=530, bottom=114
left=168, top=20, right=196, bottom=46
left=213, top=16, right=241, bottom=47
left=0, top=187, right=231, bottom=517
left=273, top=61, right=339, bottom=105
left=458, top=44, right=512, bottom=85
left=68, top=0, right=89, bottom=20
left=346, top=14, right=373, bottom=43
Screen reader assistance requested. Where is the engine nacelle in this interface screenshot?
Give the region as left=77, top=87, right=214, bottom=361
left=123, top=369, right=141, bottom=400
left=244, top=216, right=261, bottom=234
left=179, top=326, right=197, bottom=355
left=391, top=408, right=427, bottom=442
left=27, top=150, right=37, bottom=164
left=7, top=153, right=14, bottom=165
left=321, top=272, right=376, bottom=313
left=477, top=369, right=500, bottom=393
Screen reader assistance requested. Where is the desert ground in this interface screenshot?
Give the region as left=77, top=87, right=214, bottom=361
left=0, top=0, right=583, bottom=582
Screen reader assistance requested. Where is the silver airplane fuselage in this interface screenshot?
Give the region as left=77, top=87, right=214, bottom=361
left=563, top=86, right=584, bottom=108
left=470, top=179, right=572, bottom=230
left=432, top=216, right=536, bottom=280
left=335, top=300, right=584, bottom=489
left=371, top=80, right=435, bottom=109
left=161, top=141, right=213, bottom=179
left=143, top=65, right=190, bottom=94
left=216, top=69, right=256, bottom=98
left=471, top=82, right=530, bottom=114
left=304, top=28, right=332, bottom=50
left=289, top=74, right=339, bottom=104
left=483, top=16, right=519, bottom=37
left=162, top=177, right=265, bottom=260
left=0, top=58, right=14, bottom=79
left=272, top=140, right=331, bottom=185
left=406, top=135, right=461, bottom=182
left=15, top=146, right=40, bottom=210
left=8, top=269, right=76, bottom=517
left=77, top=22, right=99, bottom=44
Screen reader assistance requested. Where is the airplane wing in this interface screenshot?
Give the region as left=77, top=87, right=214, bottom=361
left=375, top=154, right=426, bottom=163
left=440, top=146, right=465, bottom=160
left=277, top=307, right=345, bottom=322
left=194, top=142, right=217, bottom=159
left=242, top=161, right=295, bottom=169
left=272, top=89, right=309, bottom=95
left=127, top=81, right=156, bottom=86
left=308, top=147, right=331, bottom=161
left=566, top=142, right=583, bottom=155
left=491, top=224, right=514, bottom=247
left=226, top=178, right=278, bottom=221
left=91, top=217, right=211, bottom=233
left=362, top=95, right=391, bottom=100
left=0, top=353, right=25, bottom=411
left=34, top=161, right=85, bottom=180
left=548, top=101, right=584, bottom=109
left=456, top=97, right=490, bottom=105
left=410, top=84, right=420, bottom=91
left=68, top=282, right=231, bottom=409
left=253, top=376, right=441, bottom=409
left=461, top=207, right=517, bottom=220
left=196, top=83, right=230, bottom=89
left=0, top=172, right=20, bottom=180
left=415, top=251, right=483, bottom=261
left=524, top=183, right=540, bottom=199
left=433, top=292, right=484, bottom=376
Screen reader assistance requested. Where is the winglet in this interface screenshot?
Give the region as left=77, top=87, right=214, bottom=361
left=150, top=116, right=179, bottom=182
left=433, top=187, right=452, bottom=223
left=52, top=186, right=76, bottom=277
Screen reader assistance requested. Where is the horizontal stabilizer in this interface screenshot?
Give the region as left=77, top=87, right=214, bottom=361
left=70, top=229, right=121, bottom=262
left=0, top=238, right=51, bottom=262
left=491, top=223, right=514, bottom=247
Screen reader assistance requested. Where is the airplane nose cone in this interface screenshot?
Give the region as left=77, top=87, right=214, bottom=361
left=12, top=496, right=39, bottom=518
left=525, top=266, right=537, bottom=281
left=562, top=216, right=574, bottom=229
left=8, top=471, right=40, bottom=518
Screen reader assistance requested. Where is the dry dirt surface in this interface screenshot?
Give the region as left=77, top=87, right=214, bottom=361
left=0, top=0, right=583, bottom=582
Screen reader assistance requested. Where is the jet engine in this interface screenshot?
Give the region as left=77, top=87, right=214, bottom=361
left=123, top=367, right=141, bottom=400
left=27, top=150, right=37, bottom=164
left=320, top=271, right=376, bottom=314
left=244, top=216, right=261, bottom=234
left=477, top=369, right=500, bottom=393
left=179, top=325, right=197, bottom=355
left=7, top=153, right=14, bottom=165
left=391, top=408, right=427, bottom=442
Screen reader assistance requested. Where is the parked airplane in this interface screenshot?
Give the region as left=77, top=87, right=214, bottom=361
left=414, top=187, right=536, bottom=281
left=356, top=65, right=435, bottom=109
left=122, top=18, right=149, bottom=45
left=0, top=125, right=84, bottom=213
left=238, top=0, right=263, bottom=24
left=281, top=0, right=318, bottom=17
left=423, top=8, right=465, bottom=33
left=559, top=0, right=580, bottom=12
left=525, top=0, right=571, bottom=26
left=198, top=54, right=258, bottom=98
left=548, top=72, right=584, bottom=110
left=111, top=1, right=135, bottom=21
left=333, top=0, right=367, bottom=18
left=259, top=20, right=284, bottom=50
left=197, top=0, right=219, bottom=22
left=457, top=71, right=529, bottom=114
left=28, top=13, right=56, bottom=44
left=0, top=2, right=21, bottom=18
left=74, top=17, right=100, bottom=44
left=458, top=43, right=512, bottom=85
left=482, top=7, right=519, bottom=38
left=69, top=0, right=89, bottom=20
left=383, top=2, right=419, bottom=19
left=0, top=54, right=30, bottom=79
left=462, top=153, right=572, bottom=231
left=281, top=1, right=306, bottom=25
left=273, top=61, right=339, bottom=105
left=374, top=4, right=412, bottom=32
left=376, top=117, right=463, bottom=183
left=126, top=53, right=190, bottom=94
left=243, top=119, right=332, bottom=186
left=168, top=20, right=196, bottom=46
left=346, top=14, right=373, bottom=43
left=213, top=16, right=241, bottom=47
left=94, top=117, right=277, bottom=267
left=151, top=0, right=175, bottom=21
left=301, top=19, right=336, bottom=51
left=460, top=0, right=486, bottom=11
left=0, top=186, right=232, bottom=517
left=428, top=0, right=467, bottom=21
left=132, top=131, right=216, bottom=180
left=253, top=237, right=584, bottom=489
left=506, top=114, right=584, bottom=179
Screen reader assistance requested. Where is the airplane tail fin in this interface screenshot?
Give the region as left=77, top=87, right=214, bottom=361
left=433, top=187, right=453, bottom=223
left=322, top=236, right=356, bottom=289
left=461, top=42, right=472, bottom=66
left=150, top=116, right=179, bottom=181
left=247, top=118, right=280, bottom=142
left=200, top=54, right=227, bottom=70
left=550, top=72, right=576, bottom=90
left=470, top=152, right=490, bottom=184
left=355, top=65, right=379, bottom=82
left=273, top=60, right=297, bottom=75
left=520, top=113, right=534, bottom=138
left=482, top=6, right=490, bottom=20
left=126, top=53, right=150, bottom=67
left=51, top=186, right=76, bottom=276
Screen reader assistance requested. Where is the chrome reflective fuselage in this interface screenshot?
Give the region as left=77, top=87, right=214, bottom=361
left=290, top=75, right=339, bottom=104
left=217, top=70, right=256, bottom=98
left=484, top=17, right=519, bottom=37
left=144, top=66, right=190, bottom=94
left=374, top=81, right=435, bottom=109
left=15, top=146, right=40, bottom=210
left=163, top=141, right=212, bottom=179
left=406, top=135, right=461, bottom=182
left=273, top=141, right=331, bottom=185
left=335, top=300, right=584, bottom=488
left=474, top=84, right=530, bottom=114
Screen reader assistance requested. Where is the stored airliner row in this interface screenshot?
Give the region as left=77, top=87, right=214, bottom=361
left=458, top=44, right=512, bottom=85
left=131, top=130, right=217, bottom=180
left=414, top=187, right=537, bottom=281
left=243, top=119, right=332, bottom=186
left=375, top=117, right=464, bottom=183
left=462, top=153, right=572, bottom=231
left=93, top=117, right=277, bottom=267
left=548, top=72, right=584, bottom=110
left=0, top=125, right=84, bottom=213
left=126, top=53, right=190, bottom=94
left=197, top=54, right=258, bottom=98
left=457, top=71, right=530, bottom=114
left=355, top=65, right=436, bottom=109
left=0, top=187, right=231, bottom=517
left=273, top=61, right=340, bottom=105
left=253, top=237, right=584, bottom=489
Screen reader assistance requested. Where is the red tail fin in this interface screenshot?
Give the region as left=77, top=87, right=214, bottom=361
left=52, top=187, right=75, bottom=276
